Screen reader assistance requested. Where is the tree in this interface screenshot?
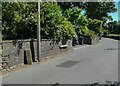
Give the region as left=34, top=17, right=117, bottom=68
left=57, top=18, right=75, bottom=40
left=64, top=7, right=97, bottom=38
left=58, top=2, right=117, bottom=24
left=0, top=1, right=1, bottom=41
left=40, top=2, right=75, bottom=40
left=102, top=24, right=109, bottom=36
left=40, top=2, right=63, bottom=39
left=64, top=6, right=82, bottom=26
left=88, top=18, right=103, bottom=35
left=2, top=2, right=75, bottom=40
left=77, top=15, right=89, bottom=37
left=2, top=2, right=38, bottom=39
left=0, top=1, right=1, bottom=21
left=108, top=21, right=120, bottom=34
left=58, top=2, right=84, bottom=12
left=84, top=2, right=117, bottom=23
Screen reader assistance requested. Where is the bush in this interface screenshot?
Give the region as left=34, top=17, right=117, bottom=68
left=41, top=2, right=75, bottom=40
left=103, top=30, right=109, bottom=36
left=76, top=15, right=96, bottom=39
left=2, top=2, right=75, bottom=40
left=2, top=2, right=38, bottom=39
left=58, top=18, right=75, bottom=40
left=88, top=18, right=103, bottom=35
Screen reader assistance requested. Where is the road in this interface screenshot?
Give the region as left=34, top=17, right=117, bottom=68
left=2, top=38, right=119, bottom=84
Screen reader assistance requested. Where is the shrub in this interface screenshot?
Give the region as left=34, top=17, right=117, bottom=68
left=88, top=18, right=103, bottom=35
left=2, top=2, right=38, bottom=39
left=2, top=2, right=75, bottom=40
left=41, top=2, right=75, bottom=40
left=55, top=18, right=75, bottom=40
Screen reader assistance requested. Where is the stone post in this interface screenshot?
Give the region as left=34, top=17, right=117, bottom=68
left=24, top=49, right=32, bottom=65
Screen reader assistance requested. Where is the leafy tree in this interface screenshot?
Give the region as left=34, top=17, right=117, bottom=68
left=40, top=2, right=75, bottom=40
left=77, top=15, right=89, bottom=37
left=58, top=18, right=75, bottom=40
left=64, top=7, right=87, bottom=37
left=58, top=2, right=117, bottom=23
left=2, top=2, right=38, bottom=39
left=112, top=21, right=119, bottom=34
left=77, top=15, right=89, bottom=26
left=108, top=21, right=120, bottom=34
left=64, top=7, right=97, bottom=38
left=88, top=18, right=103, bottom=35
left=0, top=1, right=1, bottom=21
left=40, top=2, right=63, bottom=39
left=84, top=2, right=117, bottom=23
left=58, top=2, right=84, bottom=12
left=102, top=24, right=109, bottom=36
left=64, top=6, right=82, bottom=25
left=2, top=2, right=75, bottom=40
left=0, top=1, right=2, bottom=42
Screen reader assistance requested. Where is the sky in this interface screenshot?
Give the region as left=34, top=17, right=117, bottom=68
left=107, top=1, right=119, bottom=23
left=81, top=1, right=119, bottom=23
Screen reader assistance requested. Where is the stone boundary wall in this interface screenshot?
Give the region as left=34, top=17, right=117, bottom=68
left=2, top=39, right=73, bottom=69
left=84, top=36, right=100, bottom=45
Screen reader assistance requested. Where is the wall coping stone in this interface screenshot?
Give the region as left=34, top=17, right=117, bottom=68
left=2, top=39, right=32, bottom=43
left=2, top=39, right=71, bottom=43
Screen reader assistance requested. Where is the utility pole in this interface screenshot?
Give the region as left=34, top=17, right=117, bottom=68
left=37, top=1, right=41, bottom=62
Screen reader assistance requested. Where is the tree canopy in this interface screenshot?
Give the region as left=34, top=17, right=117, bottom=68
left=40, top=2, right=75, bottom=40
left=2, top=2, right=118, bottom=40
left=2, top=2, right=38, bottom=39
left=84, top=2, right=117, bottom=23
left=2, top=2, right=75, bottom=40
left=64, top=6, right=82, bottom=25
left=63, top=6, right=101, bottom=38
left=58, top=2, right=84, bottom=12
left=107, top=21, right=120, bottom=34
left=58, top=2, right=117, bottom=23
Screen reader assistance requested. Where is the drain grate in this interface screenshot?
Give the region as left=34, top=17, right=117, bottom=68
left=56, top=60, right=80, bottom=68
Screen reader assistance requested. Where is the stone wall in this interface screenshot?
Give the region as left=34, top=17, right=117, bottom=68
left=2, top=39, right=73, bottom=69
left=84, top=36, right=100, bottom=45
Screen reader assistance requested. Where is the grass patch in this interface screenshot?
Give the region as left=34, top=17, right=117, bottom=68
left=107, top=34, right=120, bottom=37
left=105, top=34, right=120, bottom=40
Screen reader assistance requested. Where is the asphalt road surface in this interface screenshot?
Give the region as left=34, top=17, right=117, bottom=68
left=2, top=38, right=119, bottom=84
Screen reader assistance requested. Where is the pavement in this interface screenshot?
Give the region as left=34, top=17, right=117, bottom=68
left=2, top=38, right=119, bottom=84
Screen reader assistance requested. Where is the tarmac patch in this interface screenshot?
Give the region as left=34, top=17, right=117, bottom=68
left=56, top=60, right=80, bottom=68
